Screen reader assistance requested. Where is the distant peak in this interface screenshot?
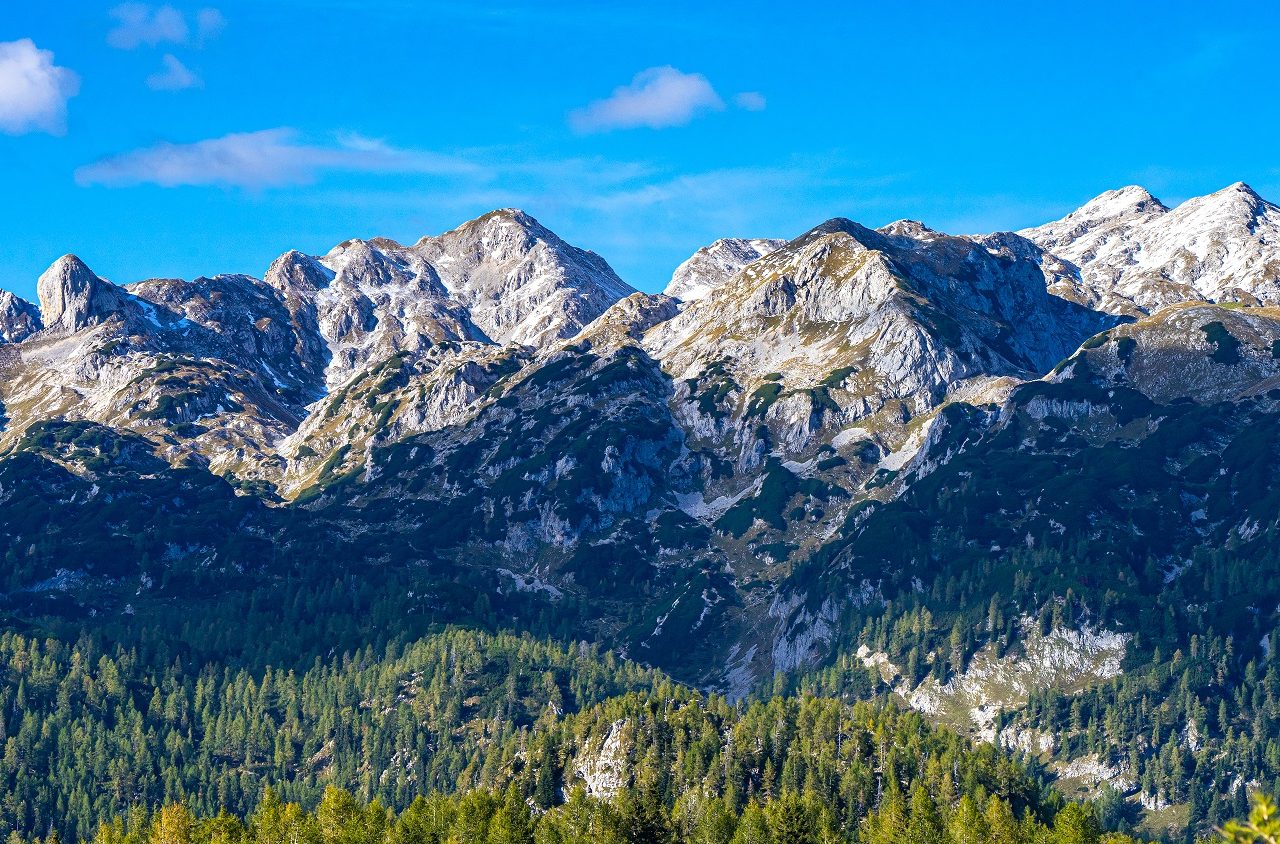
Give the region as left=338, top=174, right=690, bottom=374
left=0, top=288, right=41, bottom=342
left=1222, top=180, right=1260, bottom=197
left=421, top=208, right=555, bottom=250
left=267, top=250, right=332, bottom=284
left=878, top=219, right=937, bottom=239
left=472, top=208, right=544, bottom=231
left=704, top=237, right=784, bottom=257
left=1201, top=181, right=1266, bottom=207
left=800, top=217, right=888, bottom=250
left=1072, top=185, right=1167, bottom=220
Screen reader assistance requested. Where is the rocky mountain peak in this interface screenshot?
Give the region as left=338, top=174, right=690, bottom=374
left=1073, top=185, right=1167, bottom=220
left=570, top=292, right=680, bottom=351
left=36, top=255, right=132, bottom=333
left=800, top=217, right=889, bottom=248
left=1021, top=183, right=1280, bottom=314
left=0, top=291, right=42, bottom=344
left=424, top=208, right=555, bottom=261
left=264, top=250, right=334, bottom=297
left=664, top=237, right=784, bottom=302
left=410, top=209, right=634, bottom=348
left=1220, top=180, right=1263, bottom=200
left=877, top=219, right=939, bottom=241
left=1174, top=181, right=1272, bottom=222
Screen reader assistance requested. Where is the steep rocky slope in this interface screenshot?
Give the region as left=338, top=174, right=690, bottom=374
left=643, top=218, right=1113, bottom=496
left=264, top=209, right=633, bottom=388
left=0, top=291, right=41, bottom=343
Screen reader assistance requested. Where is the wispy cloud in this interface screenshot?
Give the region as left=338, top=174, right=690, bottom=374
left=107, top=4, right=225, bottom=49
left=570, top=66, right=724, bottom=133
left=287, top=150, right=901, bottom=288
left=733, top=91, right=766, bottom=111
left=194, top=8, right=226, bottom=44
left=73, top=124, right=907, bottom=289
left=74, top=128, right=484, bottom=189
left=0, top=39, right=80, bottom=136
left=107, top=3, right=189, bottom=49
left=146, top=54, right=201, bottom=90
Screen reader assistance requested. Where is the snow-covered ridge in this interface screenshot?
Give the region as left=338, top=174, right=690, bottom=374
left=1021, top=182, right=1280, bottom=314
left=664, top=237, right=785, bottom=302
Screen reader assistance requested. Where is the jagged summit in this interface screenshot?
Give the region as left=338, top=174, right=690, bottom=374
left=1072, top=185, right=1167, bottom=219
left=799, top=216, right=887, bottom=245
left=878, top=219, right=939, bottom=240
left=1022, top=182, right=1280, bottom=314
left=409, top=208, right=634, bottom=347
left=0, top=290, right=41, bottom=344
left=645, top=207, right=1112, bottom=467
left=441, top=207, right=545, bottom=236
left=1218, top=180, right=1263, bottom=199
left=262, top=209, right=638, bottom=386
left=664, top=236, right=784, bottom=302
left=35, top=254, right=134, bottom=333
left=1176, top=180, right=1272, bottom=219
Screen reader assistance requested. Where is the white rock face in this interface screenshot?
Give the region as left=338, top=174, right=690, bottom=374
left=649, top=219, right=1104, bottom=385
left=643, top=217, right=1110, bottom=476
left=893, top=618, right=1129, bottom=741
left=573, top=719, right=630, bottom=798
left=1022, top=182, right=1280, bottom=314
left=416, top=209, right=634, bottom=347
left=664, top=237, right=784, bottom=302
left=266, top=209, right=635, bottom=389
left=36, top=255, right=135, bottom=333
left=0, top=291, right=41, bottom=343
left=567, top=292, right=680, bottom=353
left=1053, top=755, right=1135, bottom=793
left=307, top=238, right=478, bottom=388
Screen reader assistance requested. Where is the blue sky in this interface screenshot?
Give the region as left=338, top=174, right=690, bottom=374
left=1, top=1, right=1278, bottom=298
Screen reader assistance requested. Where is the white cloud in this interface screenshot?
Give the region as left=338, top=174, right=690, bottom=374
left=107, top=4, right=224, bottom=49
left=146, top=54, right=201, bottom=91
left=734, top=91, right=766, bottom=111
left=0, top=39, right=80, bottom=136
left=195, top=8, right=226, bottom=44
left=108, top=3, right=189, bottom=49
left=74, top=128, right=484, bottom=189
left=570, top=66, right=724, bottom=133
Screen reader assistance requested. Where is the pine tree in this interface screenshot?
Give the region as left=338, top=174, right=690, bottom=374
left=730, top=802, right=771, bottom=844
left=768, top=794, right=813, bottom=844
left=1053, top=803, right=1100, bottom=844
left=488, top=787, right=533, bottom=844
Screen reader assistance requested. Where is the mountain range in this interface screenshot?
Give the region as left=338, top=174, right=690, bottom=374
left=3, top=182, right=1280, bottom=837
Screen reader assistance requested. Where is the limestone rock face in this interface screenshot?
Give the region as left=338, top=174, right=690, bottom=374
left=413, top=209, right=635, bottom=348
left=0, top=291, right=41, bottom=343
left=643, top=217, right=1113, bottom=473
left=262, top=210, right=635, bottom=389
left=36, top=255, right=134, bottom=333
left=664, top=237, right=784, bottom=303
